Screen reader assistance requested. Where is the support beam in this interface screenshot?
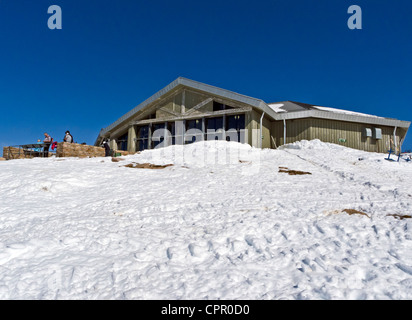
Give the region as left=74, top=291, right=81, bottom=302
left=133, top=107, right=252, bottom=125
left=109, top=139, right=117, bottom=151
left=158, top=107, right=181, bottom=117
left=127, top=126, right=137, bottom=153
left=202, top=117, right=206, bottom=140
left=181, top=90, right=186, bottom=114
left=184, top=98, right=213, bottom=115
left=148, top=123, right=152, bottom=149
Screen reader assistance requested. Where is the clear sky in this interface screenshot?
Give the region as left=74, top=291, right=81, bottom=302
left=1, top=0, right=411, bottom=155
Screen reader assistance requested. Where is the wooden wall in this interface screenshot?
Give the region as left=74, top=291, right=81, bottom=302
left=271, top=118, right=408, bottom=153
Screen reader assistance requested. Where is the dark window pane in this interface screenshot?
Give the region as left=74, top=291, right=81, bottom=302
left=225, top=114, right=245, bottom=143
left=139, top=139, right=148, bottom=151
left=185, top=119, right=203, bottom=145
left=226, top=114, right=245, bottom=131
left=152, top=140, right=161, bottom=148
left=137, top=126, right=149, bottom=139
left=117, top=133, right=128, bottom=151
left=153, top=123, right=165, bottom=131
left=213, top=102, right=224, bottom=111
left=168, top=122, right=175, bottom=136
left=186, top=119, right=202, bottom=131
left=206, top=117, right=224, bottom=141
left=136, top=125, right=150, bottom=151
left=206, top=117, right=223, bottom=131
left=152, top=123, right=167, bottom=149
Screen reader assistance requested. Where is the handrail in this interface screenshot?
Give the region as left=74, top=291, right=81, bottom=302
left=5, top=144, right=56, bottom=159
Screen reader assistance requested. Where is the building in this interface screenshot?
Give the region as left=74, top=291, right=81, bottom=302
left=95, top=77, right=410, bottom=154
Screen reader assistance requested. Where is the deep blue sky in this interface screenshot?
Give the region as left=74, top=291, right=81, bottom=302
left=1, top=0, right=412, bottom=155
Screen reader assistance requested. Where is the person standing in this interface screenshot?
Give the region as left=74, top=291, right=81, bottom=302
left=43, top=133, right=52, bottom=157
left=103, top=140, right=111, bottom=157
left=64, top=131, right=74, bottom=143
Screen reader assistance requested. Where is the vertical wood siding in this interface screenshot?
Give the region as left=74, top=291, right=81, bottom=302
left=271, top=118, right=407, bottom=153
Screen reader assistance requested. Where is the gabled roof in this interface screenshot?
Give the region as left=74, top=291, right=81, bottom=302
left=96, top=77, right=276, bottom=142
left=96, top=78, right=410, bottom=144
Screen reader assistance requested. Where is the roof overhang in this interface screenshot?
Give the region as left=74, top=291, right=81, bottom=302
left=274, top=109, right=410, bottom=128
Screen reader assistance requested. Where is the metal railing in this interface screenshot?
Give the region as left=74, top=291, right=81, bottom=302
left=4, top=144, right=56, bottom=160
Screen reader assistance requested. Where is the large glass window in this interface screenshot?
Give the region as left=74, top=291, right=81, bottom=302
left=117, top=132, right=128, bottom=151
left=226, top=114, right=245, bottom=143
left=206, top=117, right=224, bottom=141
left=213, top=102, right=224, bottom=111
left=168, top=122, right=176, bottom=145
left=136, top=125, right=149, bottom=151
left=151, top=123, right=166, bottom=149
left=185, top=119, right=203, bottom=144
left=213, top=102, right=235, bottom=111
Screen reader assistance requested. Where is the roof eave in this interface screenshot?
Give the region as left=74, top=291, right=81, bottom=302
left=273, top=110, right=411, bottom=128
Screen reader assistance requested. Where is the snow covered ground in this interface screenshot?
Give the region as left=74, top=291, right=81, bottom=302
left=0, top=140, right=412, bottom=300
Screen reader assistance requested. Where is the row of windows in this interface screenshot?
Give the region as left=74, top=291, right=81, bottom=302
left=130, top=114, right=245, bottom=151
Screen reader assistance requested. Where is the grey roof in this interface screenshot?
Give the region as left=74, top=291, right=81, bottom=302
left=268, top=101, right=313, bottom=113
left=268, top=101, right=410, bottom=128
left=96, top=78, right=410, bottom=144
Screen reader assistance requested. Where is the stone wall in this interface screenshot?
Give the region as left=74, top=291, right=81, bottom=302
left=3, top=143, right=128, bottom=160
left=3, top=147, right=31, bottom=160
left=56, top=142, right=105, bottom=158
left=3, top=146, right=54, bottom=160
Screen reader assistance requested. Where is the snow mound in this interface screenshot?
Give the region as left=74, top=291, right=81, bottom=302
left=129, top=140, right=257, bottom=167
left=279, top=139, right=347, bottom=151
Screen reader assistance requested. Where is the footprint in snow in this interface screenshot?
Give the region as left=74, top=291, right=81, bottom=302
left=396, top=263, right=412, bottom=276
left=166, top=248, right=173, bottom=260
left=188, top=244, right=196, bottom=257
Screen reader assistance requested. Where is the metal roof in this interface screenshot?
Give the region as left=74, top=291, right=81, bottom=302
left=268, top=101, right=410, bottom=128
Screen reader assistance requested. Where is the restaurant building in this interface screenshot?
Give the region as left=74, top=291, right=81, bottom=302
left=95, top=78, right=410, bottom=154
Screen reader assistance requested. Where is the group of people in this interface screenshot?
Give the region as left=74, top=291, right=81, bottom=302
left=36, top=131, right=74, bottom=157
left=34, top=131, right=112, bottom=158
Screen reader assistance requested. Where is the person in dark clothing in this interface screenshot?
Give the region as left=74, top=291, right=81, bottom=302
left=103, top=140, right=111, bottom=157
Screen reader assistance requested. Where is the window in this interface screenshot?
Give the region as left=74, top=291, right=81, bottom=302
left=168, top=122, right=176, bottom=146
left=213, top=102, right=235, bottom=112
left=117, top=133, right=128, bottom=151
left=226, top=114, right=245, bottom=131
left=152, top=123, right=166, bottom=149
left=373, top=128, right=382, bottom=140
left=185, top=119, right=203, bottom=144
left=226, top=114, right=245, bottom=143
left=213, top=102, right=225, bottom=111
left=363, top=128, right=372, bottom=137
left=206, top=117, right=224, bottom=141
left=136, top=125, right=149, bottom=151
